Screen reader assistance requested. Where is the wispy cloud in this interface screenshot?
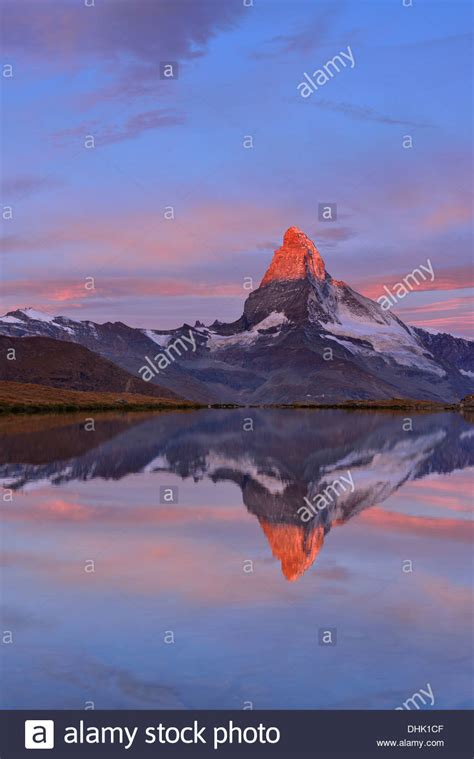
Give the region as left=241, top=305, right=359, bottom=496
left=251, top=3, right=343, bottom=59
left=54, top=109, right=185, bottom=147
left=394, top=296, right=473, bottom=337
left=77, top=64, right=171, bottom=107
left=1, top=175, right=62, bottom=198
left=313, top=99, right=432, bottom=127
left=397, top=296, right=473, bottom=316
left=315, top=225, right=355, bottom=243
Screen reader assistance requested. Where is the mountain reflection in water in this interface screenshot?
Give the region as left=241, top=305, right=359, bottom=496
left=2, top=408, right=473, bottom=581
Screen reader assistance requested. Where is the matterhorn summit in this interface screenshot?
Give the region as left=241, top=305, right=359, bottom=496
left=261, top=226, right=326, bottom=285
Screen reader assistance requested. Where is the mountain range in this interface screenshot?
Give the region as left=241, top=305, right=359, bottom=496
left=1, top=227, right=472, bottom=403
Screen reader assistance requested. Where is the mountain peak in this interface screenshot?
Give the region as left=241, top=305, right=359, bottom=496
left=5, top=307, right=56, bottom=323
left=260, top=226, right=326, bottom=286
left=283, top=225, right=311, bottom=245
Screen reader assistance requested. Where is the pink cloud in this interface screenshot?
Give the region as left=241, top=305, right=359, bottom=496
left=406, top=314, right=472, bottom=334
left=393, top=295, right=473, bottom=335
left=1, top=276, right=244, bottom=315
left=358, top=267, right=474, bottom=299
left=417, top=574, right=472, bottom=608
left=357, top=507, right=473, bottom=541
left=2, top=201, right=284, bottom=267
left=396, top=295, right=472, bottom=315
left=422, top=203, right=472, bottom=232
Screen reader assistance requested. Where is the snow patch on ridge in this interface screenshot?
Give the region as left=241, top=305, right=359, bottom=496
left=144, top=329, right=172, bottom=348
left=0, top=315, right=22, bottom=324
left=256, top=312, right=289, bottom=330
left=86, top=322, right=99, bottom=338
left=18, top=308, right=56, bottom=323
left=207, top=311, right=288, bottom=350
left=323, top=334, right=358, bottom=353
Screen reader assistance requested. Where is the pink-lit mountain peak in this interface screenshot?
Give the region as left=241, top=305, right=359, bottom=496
left=260, top=226, right=326, bottom=286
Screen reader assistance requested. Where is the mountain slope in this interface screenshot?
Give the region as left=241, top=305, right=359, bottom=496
left=0, top=335, right=182, bottom=400
left=413, top=327, right=474, bottom=376
left=0, top=228, right=472, bottom=402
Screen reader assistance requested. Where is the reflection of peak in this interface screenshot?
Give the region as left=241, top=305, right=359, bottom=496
left=259, top=520, right=325, bottom=581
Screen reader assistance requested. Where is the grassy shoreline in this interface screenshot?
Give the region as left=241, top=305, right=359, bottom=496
left=261, top=400, right=462, bottom=411
left=0, top=381, right=202, bottom=414
left=0, top=381, right=471, bottom=414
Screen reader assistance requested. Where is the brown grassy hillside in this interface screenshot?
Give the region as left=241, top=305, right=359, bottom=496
left=0, top=381, right=199, bottom=413
left=0, top=335, right=182, bottom=400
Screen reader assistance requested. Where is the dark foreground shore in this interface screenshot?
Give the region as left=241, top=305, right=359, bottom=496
left=0, top=381, right=203, bottom=414
left=266, top=398, right=473, bottom=411
left=0, top=381, right=472, bottom=415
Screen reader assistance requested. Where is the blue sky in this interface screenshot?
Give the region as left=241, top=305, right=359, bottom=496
left=1, top=0, right=473, bottom=335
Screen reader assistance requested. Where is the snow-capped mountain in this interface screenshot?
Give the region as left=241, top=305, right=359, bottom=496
left=1, top=227, right=472, bottom=403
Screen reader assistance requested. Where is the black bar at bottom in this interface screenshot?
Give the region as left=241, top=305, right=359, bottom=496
left=1, top=710, right=472, bottom=758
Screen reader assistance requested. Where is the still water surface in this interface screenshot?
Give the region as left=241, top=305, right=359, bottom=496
left=1, top=409, right=473, bottom=709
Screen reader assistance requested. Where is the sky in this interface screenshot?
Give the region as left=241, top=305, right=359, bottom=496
left=1, top=0, right=473, bottom=336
